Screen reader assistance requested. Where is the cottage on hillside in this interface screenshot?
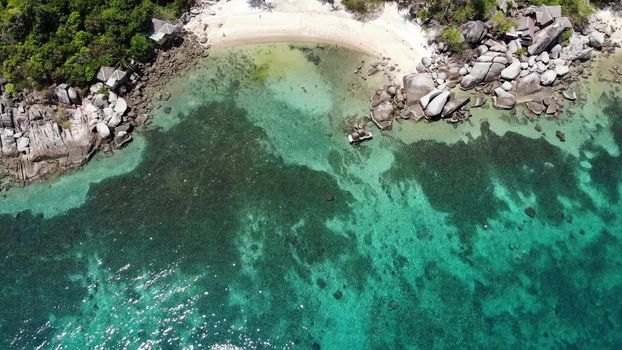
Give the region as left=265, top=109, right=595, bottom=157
left=149, top=18, right=179, bottom=45
left=97, top=66, right=128, bottom=89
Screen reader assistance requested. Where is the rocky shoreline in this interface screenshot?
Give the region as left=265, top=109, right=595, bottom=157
left=371, top=5, right=622, bottom=131
left=1, top=1, right=621, bottom=188
left=0, top=31, right=208, bottom=189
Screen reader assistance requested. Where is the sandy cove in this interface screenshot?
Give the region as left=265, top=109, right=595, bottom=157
left=185, top=0, right=431, bottom=80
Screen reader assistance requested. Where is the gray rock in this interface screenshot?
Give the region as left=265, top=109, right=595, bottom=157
left=502, top=81, right=513, bottom=91
left=67, top=87, right=79, bottom=104
left=528, top=56, right=536, bottom=67
left=424, top=91, right=451, bottom=118
left=371, top=101, right=394, bottom=129
left=472, top=96, right=486, bottom=108
left=508, top=40, right=519, bottom=54
left=16, top=137, right=29, bottom=152
left=403, top=73, right=435, bottom=106
left=546, top=103, right=558, bottom=115
left=528, top=17, right=572, bottom=55
left=516, top=73, right=542, bottom=96
left=90, top=83, right=104, bottom=94
left=501, top=62, right=522, bottom=80
left=94, top=94, right=108, bottom=108
left=541, top=70, right=557, bottom=86
left=550, top=44, right=562, bottom=59
left=462, top=21, right=487, bottom=44
left=477, top=45, right=489, bottom=55
left=484, top=63, right=505, bottom=82
left=537, top=52, right=550, bottom=64
left=410, top=104, right=426, bottom=121
left=420, top=89, right=442, bottom=109
left=536, top=61, right=548, bottom=73
left=442, top=96, right=471, bottom=117
left=563, top=90, right=577, bottom=100
left=107, top=113, right=122, bottom=128
left=96, top=122, right=111, bottom=139
left=55, top=85, right=71, bottom=105
left=560, top=47, right=593, bottom=62
left=460, top=74, right=479, bottom=90
left=588, top=31, right=605, bottom=48
left=493, top=56, right=508, bottom=65
left=416, top=63, right=428, bottom=73
left=527, top=101, right=545, bottom=115
left=555, top=65, right=569, bottom=76
left=459, top=67, right=468, bottom=76
left=494, top=87, right=516, bottom=109
left=489, top=41, right=507, bottom=52
left=422, top=57, right=432, bottom=68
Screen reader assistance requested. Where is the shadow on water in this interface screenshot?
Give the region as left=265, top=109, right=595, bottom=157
left=0, top=96, right=374, bottom=347
left=385, top=121, right=596, bottom=241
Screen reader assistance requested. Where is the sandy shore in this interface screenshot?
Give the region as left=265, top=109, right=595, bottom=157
left=185, top=0, right=431, bottom=80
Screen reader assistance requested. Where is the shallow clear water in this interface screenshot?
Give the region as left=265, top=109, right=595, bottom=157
left=1, top=43, right=622, bottom=349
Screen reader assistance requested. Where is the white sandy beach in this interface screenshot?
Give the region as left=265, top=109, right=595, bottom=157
left=185, top=0, right=431, bottom=80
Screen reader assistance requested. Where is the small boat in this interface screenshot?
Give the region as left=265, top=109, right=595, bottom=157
left=348, top=128, right=373, bottom=144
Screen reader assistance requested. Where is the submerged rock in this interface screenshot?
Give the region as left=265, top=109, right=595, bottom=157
left=524, top=207, right=537, bottom=218
left=494, top=88, right=516, bottom=109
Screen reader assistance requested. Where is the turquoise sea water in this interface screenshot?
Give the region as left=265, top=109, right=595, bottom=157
left=1, top=43, right=622, bottom=349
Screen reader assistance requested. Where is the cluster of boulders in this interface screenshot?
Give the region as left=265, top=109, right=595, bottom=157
left=0, top=90, right=93, bottom=184
left=83, top=83, right=134, bottom=146
left=0, top=30, right=208, bottom=186
left=0, top=80, right=143, bottom=185
left=179, top=0, right=218, bottom=25
left=125, top=34, right=208, bottom=116
left=454, top=12, right=616, bottom=114
left=372, top=4, right=620, bottom=127
left=370, top=70, right=473, bottom=128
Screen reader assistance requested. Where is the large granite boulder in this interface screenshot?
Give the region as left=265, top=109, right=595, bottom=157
left=484, top=63, right=506, bottom=82
left=541, top=70, right=557, bottom=86
left=528, top=17, right=572, bottom=55
left=372, top=101, right=395, bottom=130
left=461, top=21, right=487, bottom=44
left=424, top=91, right=450, bottom=118
left=419, top=89, right=442, bottom=109
left=96, top=122, right=111, bottom=139
left=588, top=31, right=605, bottom=48
left=494, top=87, right=516, bottom=109
left=442, top=96, right=471, bottom=117
left=403, top=73, right=435, bottom=107
left=55, top=84, right=71, bottom=105
left=501, top=62, right=522, bottom=80
left=516, top=73, right=542, bottom=97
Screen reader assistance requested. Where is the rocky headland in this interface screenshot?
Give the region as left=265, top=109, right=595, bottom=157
left=371, top=4, right=622, bottom=130
left=0, top=31, right=207, bottom=189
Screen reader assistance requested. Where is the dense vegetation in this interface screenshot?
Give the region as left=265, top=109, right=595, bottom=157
left=339, top=0, right=602, bottom=54
left=344, top=0, right=600, bottom=27
left=0, top=0, right=190, bottom=89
